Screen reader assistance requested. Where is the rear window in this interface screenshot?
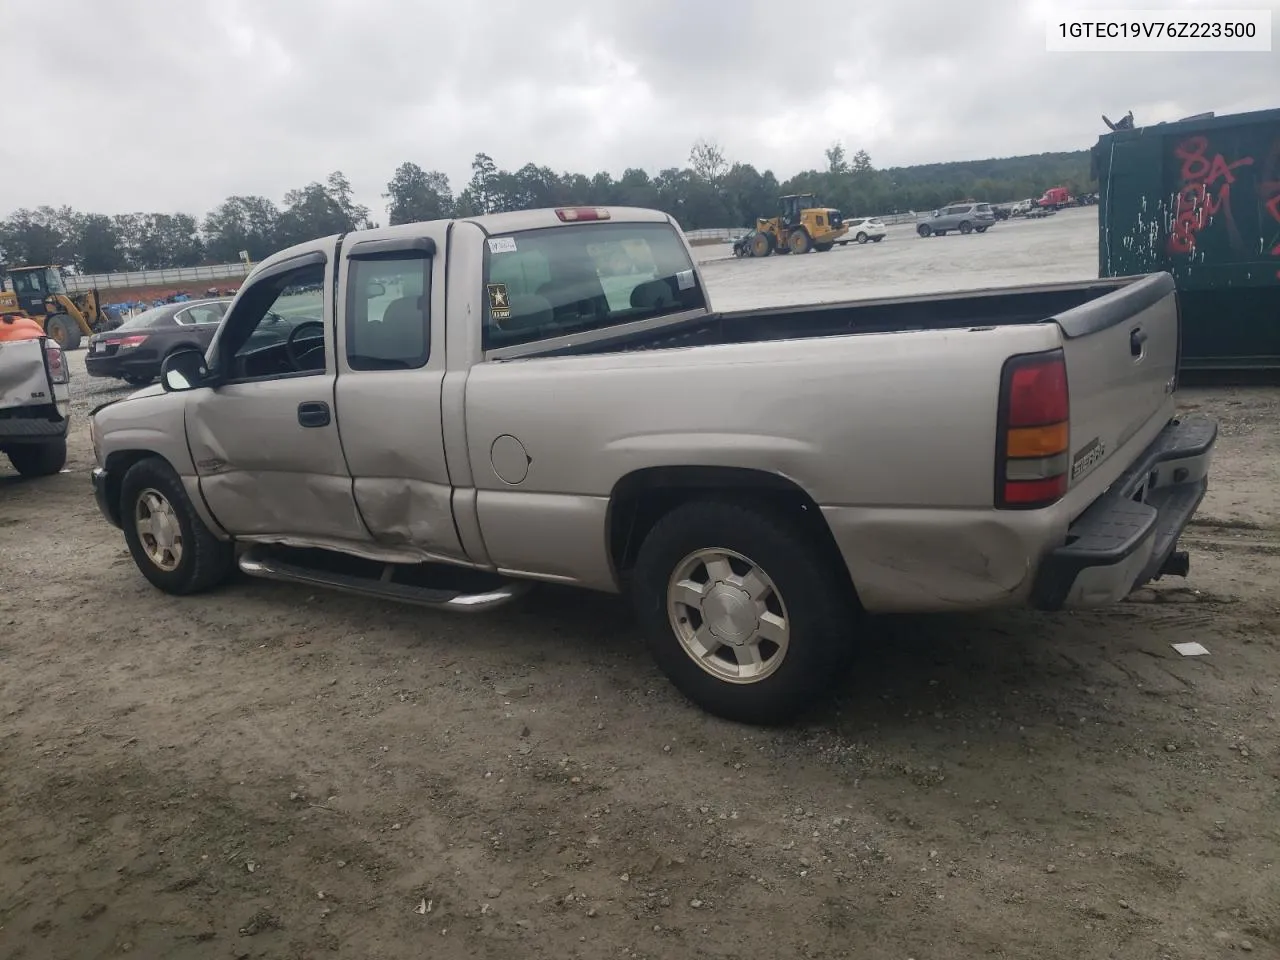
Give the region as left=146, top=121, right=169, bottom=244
left=116, top=306, right=174, bottom=330
left=482, top=222, right=707, bottom=351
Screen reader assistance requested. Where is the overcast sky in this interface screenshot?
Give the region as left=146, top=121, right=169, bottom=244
left=5, top=0, right=1277, bottom=220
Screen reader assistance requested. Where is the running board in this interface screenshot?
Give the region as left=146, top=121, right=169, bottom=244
left=237, top=547, right=530, bottom=613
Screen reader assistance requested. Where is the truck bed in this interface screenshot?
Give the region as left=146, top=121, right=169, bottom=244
left=537, top=275, right=1152, bottom=357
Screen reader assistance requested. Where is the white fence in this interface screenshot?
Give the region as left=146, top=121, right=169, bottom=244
left=65, top=262, right=250, bottom=294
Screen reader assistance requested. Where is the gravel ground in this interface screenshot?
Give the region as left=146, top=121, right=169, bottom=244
left=2, top=209, right=1278, bottom=960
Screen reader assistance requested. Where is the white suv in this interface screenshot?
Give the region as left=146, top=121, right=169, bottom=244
left=838, top=217, right=887, bottom=244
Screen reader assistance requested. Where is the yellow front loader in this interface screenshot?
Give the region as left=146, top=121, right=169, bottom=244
left=749, top=194, right=848, bottom=256
left=0, top=265, right=117, bottom=349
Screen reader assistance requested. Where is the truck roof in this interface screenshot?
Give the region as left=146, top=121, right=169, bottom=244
left=246, top=206, right=682, bottom=282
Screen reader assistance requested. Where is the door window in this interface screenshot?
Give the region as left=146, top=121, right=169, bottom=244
left=175, top=303, right=227, bottom=326
left=345, top=257, right=430, bottom=370
left=213, top=261, right=327, bottom=382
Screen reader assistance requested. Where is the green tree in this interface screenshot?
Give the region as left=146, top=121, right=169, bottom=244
left=202, top=195, right=280, bottom=263
left=277, top=171, right=372, bottom=248
left=384, top=162, right=454, bottom=225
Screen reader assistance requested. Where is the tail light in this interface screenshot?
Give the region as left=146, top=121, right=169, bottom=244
left=106, top=334, right=148, bottom=350
left=45, top=342, right=69, bottom=384
left=996, top=349, right=1070, bottom=509
left=555, top=207, right=610, bottom=222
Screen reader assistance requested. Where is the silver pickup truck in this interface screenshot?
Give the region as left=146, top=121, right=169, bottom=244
left=87, top=206, right=1217, bottom=724
left=1, top=317, right=71, bottom=477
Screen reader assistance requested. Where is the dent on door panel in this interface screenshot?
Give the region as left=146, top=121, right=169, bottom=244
left=352, top=477, right=464, bottom=561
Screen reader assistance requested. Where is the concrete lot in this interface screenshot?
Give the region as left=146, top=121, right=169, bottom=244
left=2, top=207, right=1278, bottom=960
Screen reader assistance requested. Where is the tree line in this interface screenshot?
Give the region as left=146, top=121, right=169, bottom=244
left=0, top=141, right=1098, bottom=275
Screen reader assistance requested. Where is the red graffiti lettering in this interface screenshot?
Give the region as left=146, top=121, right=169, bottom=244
left=1261, top=138, right=1280, bottom=280
left=1167, top=136, right=1254, bottom=257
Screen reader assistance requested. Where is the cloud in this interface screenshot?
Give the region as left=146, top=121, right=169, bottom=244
left=7, top=0, right=1278, bottom=220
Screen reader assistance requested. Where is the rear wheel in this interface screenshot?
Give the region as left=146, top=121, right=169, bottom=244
left=629, top=499, right=857, bottom=725
left=959, top=221, right=973, bottom=235
left=788, top=230, right=812, bottom=255
left=6, top=439, right=67, bottom=478
left=120, top=457, right=235, bottom=595
left=813, top=241, right=834, bottom=252
left=122, top=374, right=153, bottom=387
left=856, top=231, right=868, bottom=243
left=45, top=315, right=82, bottom=350
left=871, top=236, right=884, bottom=242
left=975, top=226, right=988, bottom=233
left=917, top=224, right=932, bottom=238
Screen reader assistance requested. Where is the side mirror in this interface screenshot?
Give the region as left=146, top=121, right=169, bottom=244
left=367, top=281, right=386, bottom=297
left=160, top=347, right=211, bottom=392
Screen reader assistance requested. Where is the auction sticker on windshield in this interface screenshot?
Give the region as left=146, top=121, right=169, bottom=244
left=487, top=237, right=518, bottom=254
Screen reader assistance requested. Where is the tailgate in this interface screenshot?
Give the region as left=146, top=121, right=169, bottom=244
left=1054, top=273, right=1179, bottom=495
left=0, top=338, right=54, bottom=411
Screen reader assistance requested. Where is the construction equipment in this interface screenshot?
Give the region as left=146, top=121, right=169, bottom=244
left=748, top=194, right=848, bottom=257
left=0, top=264, right=119, bottom=349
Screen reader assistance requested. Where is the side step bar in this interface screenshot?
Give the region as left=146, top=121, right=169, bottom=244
left=237, top=547, right=531, bottom=613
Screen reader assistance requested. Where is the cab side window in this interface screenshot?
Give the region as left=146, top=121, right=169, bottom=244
left=213, top=260, right=328, bottom=382
left=345, top=256, right=430, bottom=371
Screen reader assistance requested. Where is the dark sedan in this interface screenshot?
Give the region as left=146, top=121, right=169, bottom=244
left=85, top=299, right=231, bottom=386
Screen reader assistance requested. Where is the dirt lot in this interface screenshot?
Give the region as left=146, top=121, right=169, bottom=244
left=3, top=246, right=1280, bottom=957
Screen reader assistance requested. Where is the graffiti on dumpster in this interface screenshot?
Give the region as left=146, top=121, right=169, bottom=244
left=1261, top=137, right=1280, bottom=280
left=1167, top=135, right=1255, bottom=257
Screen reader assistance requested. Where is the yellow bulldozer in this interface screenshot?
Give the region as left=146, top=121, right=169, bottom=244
left=747, top=193, right=848, bottom=257
left=0, top=264, right=118, bottom=349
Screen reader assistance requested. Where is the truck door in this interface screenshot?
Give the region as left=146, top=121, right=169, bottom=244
left=331, top=229, right=465, bottom=563
left=185, top=246, right=368, bottom=543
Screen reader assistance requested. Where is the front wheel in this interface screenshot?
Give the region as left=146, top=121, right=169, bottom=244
left=120, top=457, right=235, bottom=595
left=45, top=315, right=83, bottom=350
left=629, top=499, right=857, bottom=725
left=959, top=221, right=973, bottom=235
left=917, top=224, right=932, bottom=237
left=788, top=230, right=812, bottom=255
left=6, top=439, right=67, bottom=478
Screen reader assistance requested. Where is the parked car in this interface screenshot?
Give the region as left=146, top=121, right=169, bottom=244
left=85, top=299, right=233, bottom=386
left=88, top=206, right=1216, bottom=725
left=837, top=218, right=887, bottom=244
left=917, top=202, right=997, bottom=237
left=0, top=314, right=71, bottom=477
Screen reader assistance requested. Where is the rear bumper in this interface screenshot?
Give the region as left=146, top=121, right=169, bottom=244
left=1030, top=414, right=1217, bottom=610
left=0, top=411, right=69, bottom=444
left=85, top=351, right=158, bottom=380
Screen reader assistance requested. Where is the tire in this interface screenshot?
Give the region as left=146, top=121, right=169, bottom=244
left=119, top=457, right=235, bottom=595
left=6, top=439, right=67, bottom=478
left=45, top=315, right=83, bottom=350
left=917, top=224, right=931, bottom=237
left=871, top=236, right=884, bottom=242
left=975, top=226, right=988, bottom=233
left=122, top=374, right=153, bottom=387
left=856, top=232, right=868, bottom=244
left=750, top=233, right=773, bottom=258
left=959, top=221, right=973, bottom=235
left=788, top=230, right=812, bottom=255
left=813, top=242, right=834, bottom=252
left=629, top=499, right=857, bottom=725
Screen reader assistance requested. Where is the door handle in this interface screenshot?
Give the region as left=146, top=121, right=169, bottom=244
left=297, top=401, right=331, bottom=428
left=1129, top=326, right=1147, bottom=357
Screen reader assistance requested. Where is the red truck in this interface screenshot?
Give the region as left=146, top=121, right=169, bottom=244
left=1037, top=186, right=1073, bottom=210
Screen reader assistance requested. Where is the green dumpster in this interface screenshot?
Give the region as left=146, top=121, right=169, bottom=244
left=1093, top=107, right=1280, bottom=370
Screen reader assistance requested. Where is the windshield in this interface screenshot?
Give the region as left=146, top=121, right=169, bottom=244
left=482, top=221, right=706, bottom=351
left=43, top=269, right=67, bottom=294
